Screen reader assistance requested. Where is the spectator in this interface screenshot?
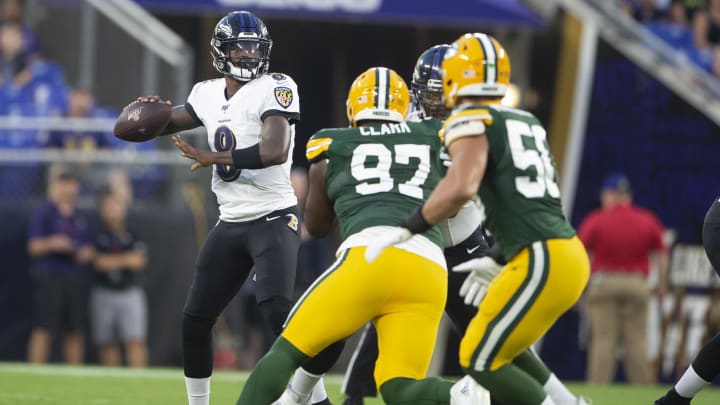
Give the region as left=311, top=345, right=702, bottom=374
left=693, top=0, right=720, bottom=49
left=680, top=0, right=711, bottom=49
left=48, top=88, right=110, bottom=152
left=90, top=188, right=148, bottom=367
left=632, top=0, right=669, bottom=22
left=579, top=173, right=669, bottom=385
left=0, top=23, right=66, bottom=114
left=47, top=88, right=113, bottom=198
left=0, top=0, right=39, bottom=56
left=26, top=168, right=94, bottom=364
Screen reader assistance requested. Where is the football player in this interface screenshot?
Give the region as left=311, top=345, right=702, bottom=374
left=340, top=44, right=589, bottom=405
left=366, top=33, right=591, bottom=405
left=654, top=197, right=720, bottom=405
left=122, top=11, right=329, bottom=405
left=237, top=67, right=489, bottom=405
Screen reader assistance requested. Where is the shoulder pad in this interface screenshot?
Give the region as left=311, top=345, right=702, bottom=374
left=440, top=108, right=493, bottom=146
left=306, top=134, right=333, bottom=163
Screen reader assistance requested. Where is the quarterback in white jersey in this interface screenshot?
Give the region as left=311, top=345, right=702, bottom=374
left=123, top=11, right=329, bottom=405
left=185, top=72, right=299, bottom=222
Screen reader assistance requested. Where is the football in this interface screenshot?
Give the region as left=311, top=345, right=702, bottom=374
left=114, top=100, right=172, bottom=142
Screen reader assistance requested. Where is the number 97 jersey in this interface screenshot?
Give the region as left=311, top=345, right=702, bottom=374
left=441, top=104, right=575, bottom=260
left=306, top=119, right=445, bottom=248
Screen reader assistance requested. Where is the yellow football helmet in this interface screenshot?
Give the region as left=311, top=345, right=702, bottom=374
left=346, top=67, right=410, bottom=127
left=442, top=33, right=511, bottom=108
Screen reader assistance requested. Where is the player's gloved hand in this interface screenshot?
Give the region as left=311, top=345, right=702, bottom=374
left=364, top=227, right=412, bottom=263
left=452, top=256, right=503, bottom=307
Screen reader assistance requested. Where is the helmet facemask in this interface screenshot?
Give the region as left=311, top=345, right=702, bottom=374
left=211, top=36, right=272, bottom=82
left=411, top=78, right=448, bottom=120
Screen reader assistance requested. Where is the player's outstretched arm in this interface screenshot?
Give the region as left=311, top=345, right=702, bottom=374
left=422, top=135, right=488, bottom=224
left=365, top=135, right=488, bottom=263
left=305, top=160, right=336, bottom=237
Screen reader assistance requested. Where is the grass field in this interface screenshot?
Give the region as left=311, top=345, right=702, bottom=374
left=1, top=363, right=720, bottom=405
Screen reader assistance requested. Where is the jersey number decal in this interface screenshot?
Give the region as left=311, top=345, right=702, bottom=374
left=213, top=126, right=241, bottom=182
left=506, top=119, right=560, bottom=199
left=350, top=143, right=430, bottom=199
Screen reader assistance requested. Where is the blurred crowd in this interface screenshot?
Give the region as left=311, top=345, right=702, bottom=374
left=0, top=0, right=163, bottom=201
left=617, top=0, right=720, bottom=75
left=1, top=0, right=337, bottom=369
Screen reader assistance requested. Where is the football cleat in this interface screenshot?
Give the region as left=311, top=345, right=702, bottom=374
left=441, top=32, right=511, bottom=108
left=346, top=67, right=410, bottom=127
left=578, top=396, right=593, bottom=405
left=272, top=386, right=308, bottom=405
left=450, top=375, right=491, bottom=405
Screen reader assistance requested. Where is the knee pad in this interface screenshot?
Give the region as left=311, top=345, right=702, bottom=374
left=182, top=313, right=216, bottom=345
left=258, top=296, right=292, bottom=335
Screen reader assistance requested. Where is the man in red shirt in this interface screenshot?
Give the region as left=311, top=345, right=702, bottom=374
left=578, top=173, right=668, bottom=385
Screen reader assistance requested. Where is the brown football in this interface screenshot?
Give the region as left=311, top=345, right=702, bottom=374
left=114, top=101, right=172, bottom=142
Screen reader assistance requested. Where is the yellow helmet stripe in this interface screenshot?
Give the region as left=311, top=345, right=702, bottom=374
left=376, top=67, right=389, bottom=110
left=475, top=33, right=497, bottom=84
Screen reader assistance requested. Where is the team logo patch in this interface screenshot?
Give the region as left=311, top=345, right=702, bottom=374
left=286, top=213, right=299, bottom=232
left=274, top=87, right=293, bottom=109
left=272, top=73, right=286, bottom=81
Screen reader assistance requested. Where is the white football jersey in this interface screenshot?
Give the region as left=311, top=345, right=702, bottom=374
left=186, top=73, right=300, bottom=222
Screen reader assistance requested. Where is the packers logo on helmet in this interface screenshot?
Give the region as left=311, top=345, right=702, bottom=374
left=346, top=67, right=410, bottom=127
left=442, top=33, right=511, bottom=108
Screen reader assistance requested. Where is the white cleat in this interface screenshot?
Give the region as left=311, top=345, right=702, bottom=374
left=450, top=375, right=491, bottom=405
left=272, top=386, right=310, bottom=405
left=577, top=396, right=593, bottom=405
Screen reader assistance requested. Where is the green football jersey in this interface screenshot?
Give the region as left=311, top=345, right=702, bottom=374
left=306, top=120, right=445, bottom=247
left=441, top=103, right=575, bottom=259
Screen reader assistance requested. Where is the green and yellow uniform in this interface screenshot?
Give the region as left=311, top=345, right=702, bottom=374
left=284, top=120, right=449, bottom=387
left=441, top=104, right=590, bottom=373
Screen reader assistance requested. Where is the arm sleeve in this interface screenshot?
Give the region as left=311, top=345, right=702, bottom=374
left=261, top=75, right=301, bottom=124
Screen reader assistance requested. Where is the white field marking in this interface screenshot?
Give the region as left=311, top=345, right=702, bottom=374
left=0, top=393, right=45, bottom=400
left=0, top=363, right=347, bottom=385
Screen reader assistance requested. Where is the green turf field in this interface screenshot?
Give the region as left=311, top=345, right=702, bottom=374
left=1, top=363, right=719, bottom=404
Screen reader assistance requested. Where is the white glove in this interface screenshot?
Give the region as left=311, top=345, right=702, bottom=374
left=452, top=256, right=503, bottom=307
left=364, top=227, right=413, bottom=263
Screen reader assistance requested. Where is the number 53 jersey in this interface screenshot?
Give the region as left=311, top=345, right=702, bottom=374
left=306, top=119, right=445, bottom=249
left=441, top=104, right=575, bottom=260
left=186, top=73, right=301, bottom=222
